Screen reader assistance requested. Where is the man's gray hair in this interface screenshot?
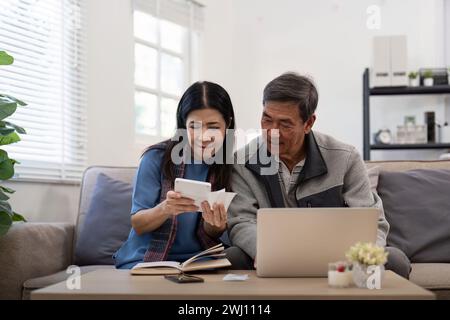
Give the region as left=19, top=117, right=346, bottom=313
left=263, top=72, right=318, bottom=122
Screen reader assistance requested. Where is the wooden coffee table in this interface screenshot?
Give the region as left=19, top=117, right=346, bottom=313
left=31, top=269, right=434, bottom=300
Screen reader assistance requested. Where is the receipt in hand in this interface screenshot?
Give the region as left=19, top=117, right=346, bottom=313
left=207, top=188, right=237, bottom=211
left=174, top=178, right=237, bottom=212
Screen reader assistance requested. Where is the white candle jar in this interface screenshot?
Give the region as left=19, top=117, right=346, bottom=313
left=328, top=262, right=353, bottom=288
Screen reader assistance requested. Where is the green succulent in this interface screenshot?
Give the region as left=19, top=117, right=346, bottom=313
left=408, top=71, right=418, bottom=79
left=423, top=70, right=433, bottom=79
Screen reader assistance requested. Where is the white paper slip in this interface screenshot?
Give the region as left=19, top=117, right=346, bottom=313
left=208, top=189, right=237, bottom=211
left=174, top=178, right=237, bottom=212
left=222, top=274, right=249, bottom=281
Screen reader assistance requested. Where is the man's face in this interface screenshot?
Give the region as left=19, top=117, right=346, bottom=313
left=261, top=101, right=315, bottom=160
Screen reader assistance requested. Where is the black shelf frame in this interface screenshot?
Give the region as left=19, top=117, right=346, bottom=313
left=370, top=143, right=450, bottom=150
left=363, top=68, right=450, bottom=160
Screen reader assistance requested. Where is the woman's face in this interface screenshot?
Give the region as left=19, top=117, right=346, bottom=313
left=186, top=108, right=228, bottom=161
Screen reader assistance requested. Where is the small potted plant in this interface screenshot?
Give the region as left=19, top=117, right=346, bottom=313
left=423, top=70, right=434, bottom=87
left=345, top=242, right=388, bottom=289
left=408, top=71, right=419, bottom=87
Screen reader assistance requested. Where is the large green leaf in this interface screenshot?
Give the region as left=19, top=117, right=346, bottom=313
left=0, top=200, right=12, bottom=215
left=0, top=186, right=15, bottom=194
left=0, top=51, right=14, bottom=66
left=0, top=121, right=26, bottom=134
left=0, top=189, right=9, bottom=201
left=0, top=126, right=15, bottom=136
left=0, top=161, right=14, bottom=180
left=12, top=212, right=26, bottom=222
left=0, top=149, right=8, bottom=161
left=0, top=102, right=17, bottom=120
left=0, top=94, right=26, bottom=106
left=0, top=211, right=12, bottom=236
left=0, top=132, right=20, bottom=145
left=0, top=158, right=15, bottom=180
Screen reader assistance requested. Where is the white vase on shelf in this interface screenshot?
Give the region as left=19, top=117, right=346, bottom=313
left=441, top=123, right=450, bottom=143
left=423, top=78, right=434, bottom=87
left=409, top=77, right=420, bottom=87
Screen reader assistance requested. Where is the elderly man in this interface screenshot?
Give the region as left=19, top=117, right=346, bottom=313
left=226, top=72, right=411, bottom=278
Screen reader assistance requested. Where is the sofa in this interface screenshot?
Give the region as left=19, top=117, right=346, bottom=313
left=0, top=160, right=449, bottom=300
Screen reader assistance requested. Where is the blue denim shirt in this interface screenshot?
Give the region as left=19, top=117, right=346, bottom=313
left=114, top=148, right=210, bottom=269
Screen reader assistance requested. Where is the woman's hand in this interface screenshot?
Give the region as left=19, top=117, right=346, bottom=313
left=159, top=191, right=199, bottom=217
left=132, top=191, right=198, bottom=235
left=201, top=201, right=227, bottom=237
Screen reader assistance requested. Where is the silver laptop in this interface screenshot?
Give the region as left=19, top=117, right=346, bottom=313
left=256, top=208, right=379, bottom=277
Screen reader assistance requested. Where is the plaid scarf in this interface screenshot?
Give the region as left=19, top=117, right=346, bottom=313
left=143, top=142, right=221, bottom=262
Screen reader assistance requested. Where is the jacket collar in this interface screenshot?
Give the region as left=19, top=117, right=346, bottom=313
left=296, top=131, right=328, bottom=183
left=244, top=131, right=328, bottom=207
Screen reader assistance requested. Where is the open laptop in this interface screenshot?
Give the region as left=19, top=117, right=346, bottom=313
left=256, top=208, right=379, bottom=277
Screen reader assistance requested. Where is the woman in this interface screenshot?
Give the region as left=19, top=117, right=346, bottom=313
left=114, top=81, right=236, bottom=269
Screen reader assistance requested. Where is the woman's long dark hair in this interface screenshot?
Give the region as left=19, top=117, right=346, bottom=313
left=146, top=81, right=235, bottom=191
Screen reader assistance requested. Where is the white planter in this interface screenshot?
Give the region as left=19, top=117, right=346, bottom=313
left=352, top=263, right=385, bottom=289
left=409, top=78, right=420, bottom=87
left=423, top=78, right=434, bottom=87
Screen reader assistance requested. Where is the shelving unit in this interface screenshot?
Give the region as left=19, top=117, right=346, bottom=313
left=363, top=68, right=450, bottom=160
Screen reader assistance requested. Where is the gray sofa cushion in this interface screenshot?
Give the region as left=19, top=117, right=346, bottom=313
left=410, top=263, right=450, bottom=290
left=0, top=223, right=74, bottom=300
left=74, top=173, right=133, bottom=265
left=377, top=169, right=450, bottom=263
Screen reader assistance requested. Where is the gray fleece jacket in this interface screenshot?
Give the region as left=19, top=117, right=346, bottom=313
left=227, top=131, right=389, bottom=259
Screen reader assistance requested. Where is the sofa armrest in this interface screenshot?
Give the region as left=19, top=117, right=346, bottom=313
left=0, top=222, right=74, bottom=300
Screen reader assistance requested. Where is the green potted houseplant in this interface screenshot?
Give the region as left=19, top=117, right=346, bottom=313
left=0, top=50, right=27, bottom=236
left=423, top=70, right=434, bottom=87
left=408, top=71, right=419, bottom=87
left=346, top=242, right=389, bottom=289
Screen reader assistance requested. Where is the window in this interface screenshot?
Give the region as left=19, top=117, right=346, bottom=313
left=0, top=0, right=87, bottom=182
left=133, top=0, right=203, bottom=139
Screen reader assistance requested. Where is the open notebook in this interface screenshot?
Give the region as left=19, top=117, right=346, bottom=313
left=131, top=243, right=231, bottom=275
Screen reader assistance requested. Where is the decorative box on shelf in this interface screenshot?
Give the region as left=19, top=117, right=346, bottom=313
left=396, top=125, right=427, bottom=144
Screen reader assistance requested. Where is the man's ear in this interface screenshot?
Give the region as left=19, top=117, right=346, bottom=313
left=304, top=114, right=316, bottom=134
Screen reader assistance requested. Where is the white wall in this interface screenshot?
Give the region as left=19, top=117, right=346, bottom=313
left=201, top=0, right=447, bottom=160
left=6, top=0, right=143, bottom=224
left=3, top=180, right=80, bottom=224
left=198, top=0, right=234, bottom=93
left=86, top=0, right=155, bottom=167
left=8, top=0, right=448, bottom=223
